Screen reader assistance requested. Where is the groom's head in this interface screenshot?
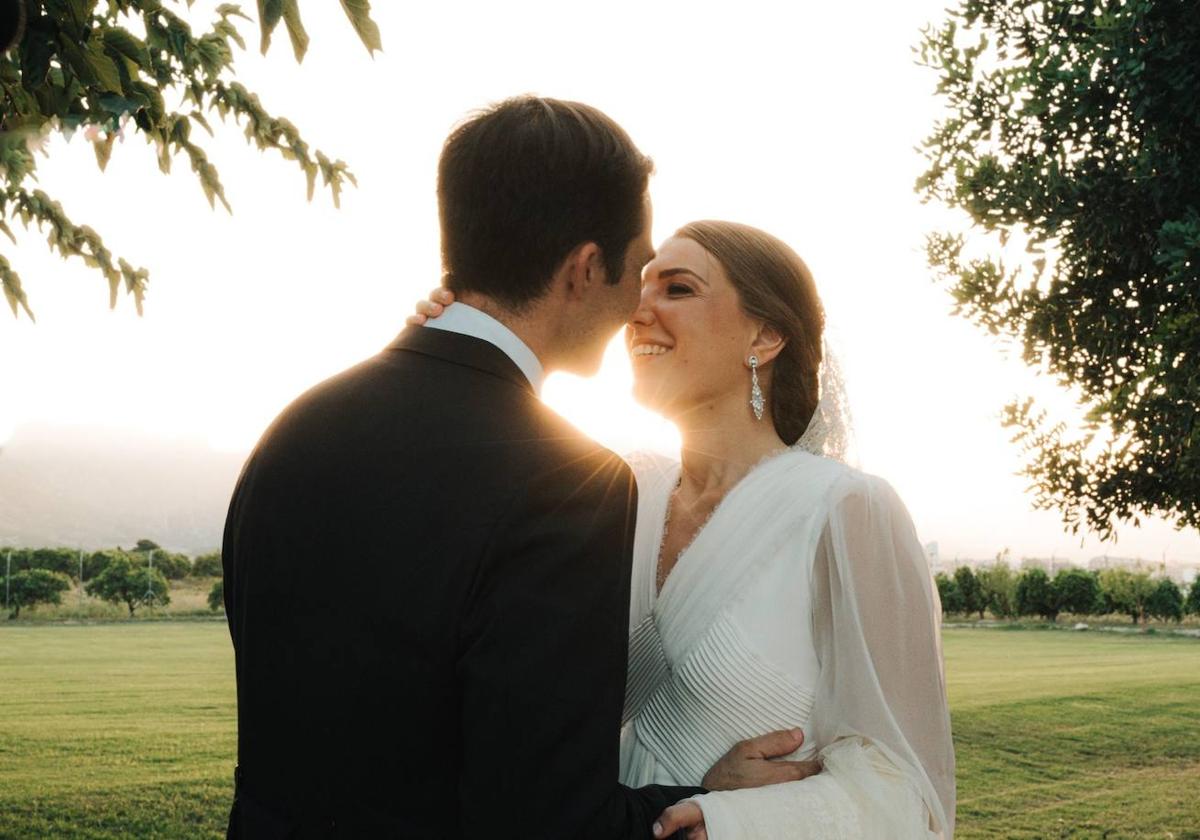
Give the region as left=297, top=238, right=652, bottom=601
left=437, top=96, right=654, bottom=374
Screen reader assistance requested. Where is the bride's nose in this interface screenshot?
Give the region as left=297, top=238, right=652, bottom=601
left=629, top=289, right=656, bottom=327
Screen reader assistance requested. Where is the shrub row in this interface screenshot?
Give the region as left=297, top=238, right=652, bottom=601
left=1, top=541, right=221, bottom=583
left=3, top=542, right=222, bottom=619
left=935, top=562, right=1199, bottom=624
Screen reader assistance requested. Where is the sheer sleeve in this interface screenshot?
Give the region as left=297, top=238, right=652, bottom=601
left=691, top=473, right=956, bottom=839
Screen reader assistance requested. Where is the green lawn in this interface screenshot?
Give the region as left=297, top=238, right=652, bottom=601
left=0, top=623, right=235, bottom=839
left=946, top=628, right=1200, bottom=839
left=0, top=624, right=1197, bottom=838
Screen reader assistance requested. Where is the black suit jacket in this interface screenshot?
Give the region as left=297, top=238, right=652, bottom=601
left=223, top=326, right=702, bottom=838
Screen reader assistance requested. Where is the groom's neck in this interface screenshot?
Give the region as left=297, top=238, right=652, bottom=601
left=456, top=291, right=559, bottom=371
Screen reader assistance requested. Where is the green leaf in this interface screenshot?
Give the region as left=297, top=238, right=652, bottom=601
left=92, top=133, right=116, bottom=172
left=19, top=23, right=56, bottom=90
left=57, top=37, right=97, bottom=86
left=97, top=92, right=143, bottom=118
left=102, top=29, right=151, bottom=71
left=217, top=4, right=254, bottom=23
left=257, top=0, right=283, bottom=55
left=0, top=221, right=15, bottom=245
left=85, top=40, right=123, bottom=94
left=280, top=0, right=309, bottom=62
left=130, top=81, right=166, bottom=125
left=189, top=111, right=214, bottom=136
left=45, top=0, right=96, bottom=37
left=339, top=0, right=382, bottom=55
left=0, top=255, right=35, bottom=321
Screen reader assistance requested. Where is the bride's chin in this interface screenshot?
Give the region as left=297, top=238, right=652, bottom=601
left=631, top=379, right=669, bottom=413
left=632, top=387, right=685, bottom=421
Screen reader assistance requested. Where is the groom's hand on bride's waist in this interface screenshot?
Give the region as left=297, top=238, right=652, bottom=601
left=701, top=728, right=821, bottom=791
left=651, top=731, right=820, bottom=840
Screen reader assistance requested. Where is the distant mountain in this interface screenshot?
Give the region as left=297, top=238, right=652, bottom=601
left=0, top=424, right=248, bottom=555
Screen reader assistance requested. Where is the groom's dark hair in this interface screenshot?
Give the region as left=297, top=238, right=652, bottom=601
left=438, top=96, right=653, bottom=311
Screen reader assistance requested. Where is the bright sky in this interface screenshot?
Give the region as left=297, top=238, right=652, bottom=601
left=2, top=0, right=1196, bottom=565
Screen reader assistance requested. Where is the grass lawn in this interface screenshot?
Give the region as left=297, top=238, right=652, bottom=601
left=1, top=623, right=1197, bottom=838
left=946, top=628, right=1200, bottom=839
left=0, top=623, right=235, bottom=839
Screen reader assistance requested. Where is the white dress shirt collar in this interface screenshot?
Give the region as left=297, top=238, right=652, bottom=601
left=423, top=302, right=546, bottom=393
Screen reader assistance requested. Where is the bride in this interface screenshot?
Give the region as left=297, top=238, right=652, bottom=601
left=413, top=220, right=955, bottom=839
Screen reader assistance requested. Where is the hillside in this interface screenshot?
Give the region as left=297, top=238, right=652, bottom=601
left=0, top=424, right=247, bottom=555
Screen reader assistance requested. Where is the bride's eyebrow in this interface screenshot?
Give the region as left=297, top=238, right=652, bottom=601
left=658, top=267, right=709, bottom=286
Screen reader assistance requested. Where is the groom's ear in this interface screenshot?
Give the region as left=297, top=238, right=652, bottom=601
left=751, top=323, right=787, bottom=366
left=557, top=241, right=605, bottom=302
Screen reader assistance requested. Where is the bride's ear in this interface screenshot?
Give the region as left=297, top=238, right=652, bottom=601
left=749, top=323, right=786, bottom=366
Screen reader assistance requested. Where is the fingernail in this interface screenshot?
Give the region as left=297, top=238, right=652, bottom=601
left=652, top=821, right=663, bottom=838
left=791, top=728, right=804, bottom=741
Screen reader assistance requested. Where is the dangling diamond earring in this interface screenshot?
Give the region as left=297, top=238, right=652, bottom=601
left=749, top=355, right=765, bottom=421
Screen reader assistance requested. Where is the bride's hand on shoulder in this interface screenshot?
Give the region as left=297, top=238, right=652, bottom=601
left=406, top=287, right=456, bottom=326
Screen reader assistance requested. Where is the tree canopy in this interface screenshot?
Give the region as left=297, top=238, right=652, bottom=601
left=83, top=551, right=169, bottom=614
left=6, top=567, right=71, bottom=617
left=976, top=559, right=1018, bottom=618
left=918, top=0, right=1200, bottom=538
left=1096, top=566, right=1156, bottom=623
left=954, top=564, right=986, bottom=619
left=1187, top=577, right=1200, bottom=616
left=1052, top=567, right=1100, bottom=616
left=1015, top=566, right=1057, bottom=620
left=191, top=549, right=221, bottom=577
left=1145, top=576, right=1184, bottom=622
left=0, top=0, right=381, bottom=320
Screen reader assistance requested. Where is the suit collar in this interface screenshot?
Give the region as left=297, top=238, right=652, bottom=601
left=386, top=326, right=537, bottom=394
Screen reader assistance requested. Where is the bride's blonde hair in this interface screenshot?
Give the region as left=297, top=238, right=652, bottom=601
left=675, top=221, right=825, bottom=445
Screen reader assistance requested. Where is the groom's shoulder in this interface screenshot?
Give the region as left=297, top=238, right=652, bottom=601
left=258, top=330, right=623, bottom=472
left=261, top=330, right=530, bottom=430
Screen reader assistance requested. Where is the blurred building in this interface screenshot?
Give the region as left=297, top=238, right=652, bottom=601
left=1019, top=556, right=1075, bottom=575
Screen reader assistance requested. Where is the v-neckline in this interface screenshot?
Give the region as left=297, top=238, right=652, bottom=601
left=650, top=448, right=795, bottom=609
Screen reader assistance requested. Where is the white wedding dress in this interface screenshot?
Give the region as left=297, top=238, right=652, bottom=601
left=618, top=449, right=956, bottom=839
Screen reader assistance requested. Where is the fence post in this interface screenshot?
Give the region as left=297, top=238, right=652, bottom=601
left=146, top=549, right=155, bottom=603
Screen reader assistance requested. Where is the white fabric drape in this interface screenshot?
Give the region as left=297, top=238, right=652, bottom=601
left=688, top=473, right=955, bottom=838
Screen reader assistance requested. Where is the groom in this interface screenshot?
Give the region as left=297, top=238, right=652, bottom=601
left=222, top=96, right=807, bottom=838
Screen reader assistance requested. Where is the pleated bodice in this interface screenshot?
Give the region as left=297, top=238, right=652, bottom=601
left=618, top=450, right=849, bottom=787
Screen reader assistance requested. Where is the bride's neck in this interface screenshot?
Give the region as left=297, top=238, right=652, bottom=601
left=675, top=398, right=788, bottom=497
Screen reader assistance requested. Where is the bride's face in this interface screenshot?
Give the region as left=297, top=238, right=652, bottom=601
left=626, top=236, right=759, bottom=418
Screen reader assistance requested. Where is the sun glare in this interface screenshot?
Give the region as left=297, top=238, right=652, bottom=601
left=541, top=334, right=681, bottom=459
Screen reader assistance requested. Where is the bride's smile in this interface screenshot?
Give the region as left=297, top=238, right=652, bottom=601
left=626, top=235, right=767, bottom=421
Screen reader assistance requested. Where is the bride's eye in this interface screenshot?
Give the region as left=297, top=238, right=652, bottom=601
left=667, top=283, right=693, bottom=296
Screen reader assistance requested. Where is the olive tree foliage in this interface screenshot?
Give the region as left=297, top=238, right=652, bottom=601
left=1051, top=567, right=1100, bottom=616
left=1015, top=566, right=1057, bottom=621
left=4, top=546, right=79, bottom=579
left=84, top=551, right=169, bottom=614
left=6, top=567, right=71, bottom=617
left=1097, top=566, right=1156, bottom=624
left=934, top=571, right=965, bottom=615
left=917, top=0, right=1200, bottom=538
left=1145, top=576, right=1183, bottom=622
left=954, top=565, right=986, bottom=619
left=130, top=539, right=190, bottom=579
left=977, top=554, right=1019, bottom=618
left=191, top=549, right=221, bottom=577
left=0, top=0, right=381, bottom=320
left=1187, top=577, right=1200, bottom=617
